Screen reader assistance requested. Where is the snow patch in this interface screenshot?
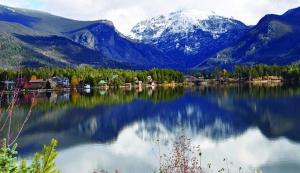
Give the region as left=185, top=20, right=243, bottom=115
left=5, top=7, right=16, bottom=13
left=184, top=45, right=193, bottom=54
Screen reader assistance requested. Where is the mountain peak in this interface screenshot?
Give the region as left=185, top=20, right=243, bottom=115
left=129, top=9, right=243, bottom=41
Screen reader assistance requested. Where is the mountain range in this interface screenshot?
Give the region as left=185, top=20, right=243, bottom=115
left=0, top=4, right=300, bottom=70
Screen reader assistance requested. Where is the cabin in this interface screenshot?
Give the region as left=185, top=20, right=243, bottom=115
left=97, top=80, right=109, bottom=89
left=150, top=81, right=157, bottom=87
left=124, top=83, right=132, bottom=89
left=135, top=81, right=143, bottom=88
left=184, top=75, right=205, bottom=85
left=264, top=76, right=283, bottom=82
left=46, top=77, right=70, bottom=89
left=98, top=80, right=108, bottom=86
left=51, top=77, right=70, bottom=87
left=0, top=81, right=15, bottom=91
left=25, top=79, right=47, bottom=90
left=184, top=75, right=198, bottom=83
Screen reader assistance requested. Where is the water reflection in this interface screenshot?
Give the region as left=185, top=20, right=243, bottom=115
left=1, top=85, right=300, bottom=173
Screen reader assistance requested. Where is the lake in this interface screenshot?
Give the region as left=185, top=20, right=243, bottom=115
left=2, top=84, right=300, bottom=173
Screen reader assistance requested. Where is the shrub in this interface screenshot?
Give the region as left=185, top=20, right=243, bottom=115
left=158, top=134, right=205, bottom=173
left=0, top=139, right=60, bottom=173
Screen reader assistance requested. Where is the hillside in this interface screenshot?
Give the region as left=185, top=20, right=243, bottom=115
left=198, top=7, right=300, bottom=69
left=0, top=5, right=178, bottom=69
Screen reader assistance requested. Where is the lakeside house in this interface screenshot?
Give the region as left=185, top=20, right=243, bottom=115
left=146, top=75, right=157, bottom=87
left=252, top=76, right=283, bottom=83
left=97, top=80, right=109, bottom=89
left=51, top=77, right=70, bottom=87
left=124, top=83, right=132, bottom=89
left=133, top=77, right=143, bottom=88
left=0, top=80, right=15, bottom=91
left=135, top=80, right=143, bottom=88
left=99, top=80, right=107, bottom=85
left=98, top=80, right=108, bottom=87
left=46, top=77, right=70, bottom=89
left=24, top=79, right=47, bottom=90
left=263, top=76, right=283, bottom=82
left=184, top=75, right=205, bottom=85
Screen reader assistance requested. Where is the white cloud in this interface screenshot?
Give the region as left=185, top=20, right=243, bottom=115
left=0, top=0, right=300, bottom=34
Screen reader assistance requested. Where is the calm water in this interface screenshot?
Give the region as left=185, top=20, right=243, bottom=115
left=2, top=84, right=300, bottom=173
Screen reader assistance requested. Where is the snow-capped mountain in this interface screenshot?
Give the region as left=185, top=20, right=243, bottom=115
left=130, top=10, right=238, bottom=40
left=130, top=10, right=250, bottom=67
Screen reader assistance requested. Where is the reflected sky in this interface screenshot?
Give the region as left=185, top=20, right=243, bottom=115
left=2, top=85, right=300, bottom=173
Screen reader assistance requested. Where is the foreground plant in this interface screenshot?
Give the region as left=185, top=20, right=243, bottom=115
left=0, top=139, right=60, bottom=173
left=158, top=134, right=205, bottom=173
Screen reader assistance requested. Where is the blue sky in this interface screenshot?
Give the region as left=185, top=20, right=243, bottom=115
left=1, top=0, right=300, bottom=34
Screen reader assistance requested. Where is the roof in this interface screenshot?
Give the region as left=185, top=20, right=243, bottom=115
left=29, top=79, right=46, bottom=83
left=99, top=80, right=107, bottom=84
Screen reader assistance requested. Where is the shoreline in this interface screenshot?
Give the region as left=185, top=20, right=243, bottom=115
left=1, top=80, right=296, bottom=94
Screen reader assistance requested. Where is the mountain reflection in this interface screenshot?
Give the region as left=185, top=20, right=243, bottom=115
left=2, top=85, right=300, bottom=155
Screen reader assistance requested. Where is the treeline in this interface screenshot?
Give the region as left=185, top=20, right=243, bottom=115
left=0, top=67, right=184, bottom=86
left=197, top=64, right=300, bottom=81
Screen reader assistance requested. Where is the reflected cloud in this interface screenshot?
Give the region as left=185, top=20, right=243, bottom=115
left=2, top=85, right=300, bottom=173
